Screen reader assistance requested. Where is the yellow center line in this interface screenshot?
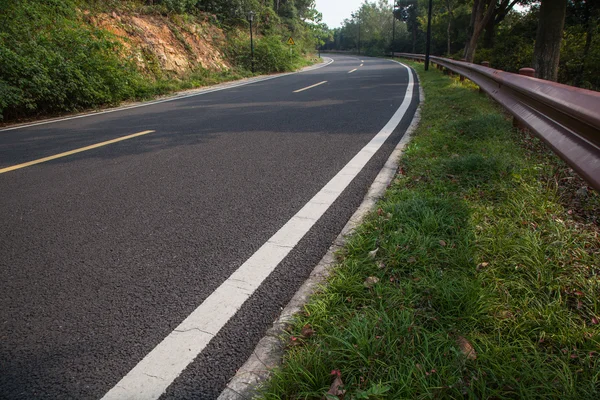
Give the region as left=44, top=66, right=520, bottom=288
left=0, top=130, right=155, bottom=174
left=348, top=69, right=358, bottom=74
left=293, top=81, right=328, bottom=93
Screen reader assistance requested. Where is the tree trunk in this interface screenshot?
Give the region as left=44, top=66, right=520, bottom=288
left=447, top=18, right=452, bottom=55
left=533, top=0, right=567, bottom=81
left=463, top=0, right=496, bottom=62
left=483, top=0, right=518, bottom=48
left=412, top=23, right=417, bottom=53
left=483, top=17, right=495, bottom=48
left=445, top=0, right=454, bottom=56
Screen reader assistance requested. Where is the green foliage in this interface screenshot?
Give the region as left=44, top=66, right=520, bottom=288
left=0, top=0, right=142, bottom=120
left=225, top=32, right=308, bottom=74
left=328, top=0, right=599, bottom=91
left=326, top=0, right=400, bottom=56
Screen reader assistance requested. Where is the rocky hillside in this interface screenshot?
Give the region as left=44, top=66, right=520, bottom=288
left=89, top=11, right=229, bottom=77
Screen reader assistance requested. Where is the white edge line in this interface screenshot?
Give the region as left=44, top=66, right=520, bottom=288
left=218, top=62, right=423, bottom=400
left=0, top=58, right=335, bottom=133
left=101, top=60, right=414, bottom=400
left=348, top=68, right=358, bottom=74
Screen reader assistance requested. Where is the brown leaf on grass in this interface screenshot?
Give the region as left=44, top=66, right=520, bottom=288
left=407, top=256, right=417, bottom=263
left=326, top=370, right=346, bottom=398
left=377, top=261, right=386, bottom=269
left=457, top=336, right=477, bottom=360
left=301, top=324, right=315, bottom=338
left=377, top=208, right=384, bottom=216
left=364, top=276, right=379, bottom=288
left=439, top=240, right=447, bottom=247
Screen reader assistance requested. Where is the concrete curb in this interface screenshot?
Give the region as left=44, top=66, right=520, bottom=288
left=217, top=64, right=424, bottom=400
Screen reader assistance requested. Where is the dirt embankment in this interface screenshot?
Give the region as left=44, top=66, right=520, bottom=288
left=88, top=11, right=230, bottom=77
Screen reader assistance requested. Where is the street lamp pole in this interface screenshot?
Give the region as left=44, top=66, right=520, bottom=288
left=247, top=11, right=255, bottom=73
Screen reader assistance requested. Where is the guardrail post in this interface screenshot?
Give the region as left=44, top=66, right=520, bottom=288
left=459, top=59, right=466, bottom=81
left=513, top=68, right=536, bottom=130
left=519, top=67, right=535, bottom=78
left=478, top=61, right=490, bottom=93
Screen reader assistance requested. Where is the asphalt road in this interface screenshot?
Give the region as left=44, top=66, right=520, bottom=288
left=0, top=54, right=419, bottom=399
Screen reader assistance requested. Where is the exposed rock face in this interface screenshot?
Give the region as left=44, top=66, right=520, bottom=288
left=90, top=12, right=230, bottom=76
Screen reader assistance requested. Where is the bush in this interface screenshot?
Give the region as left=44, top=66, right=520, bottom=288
left=0, top=0, right=142, bottom=120
left=225, top=32, right=303, bottom=74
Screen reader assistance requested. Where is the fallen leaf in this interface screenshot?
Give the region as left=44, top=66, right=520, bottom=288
left=368, top=248, right=379, bottom=259
left=476, top=262, right=489, bottom=271
left=301, top=324, right=315, bottom=338
left=457, top=336, right=477, bottom=360
left=289, top=336, right=302, bottom=347
left=377, top=261, right=386, bottom=269
left=592, top=317, right=598, bottom=325
left=407, top=256, right=416, bottom=263
left=439, top=240, right=447, bottom=247
left=364, top=276, right=379, bottom=288
left=327, top=370, right=346, bottom=398
left=377, top=208, right=384, bottom=216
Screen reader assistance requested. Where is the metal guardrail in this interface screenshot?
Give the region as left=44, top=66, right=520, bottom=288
left=393, top=52, right=600, bottom=191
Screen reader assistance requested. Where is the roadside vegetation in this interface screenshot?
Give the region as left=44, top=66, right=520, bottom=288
left=259, top=61, right=600, bottom=399
left=324, top=0, right=599, bottom=91
left=0, top=0, right=327, bottom=122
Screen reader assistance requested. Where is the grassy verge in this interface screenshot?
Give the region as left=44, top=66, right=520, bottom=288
left=259, top=60, right=600, bottom=399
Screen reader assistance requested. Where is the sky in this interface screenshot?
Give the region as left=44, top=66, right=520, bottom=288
left=315, top=0, right=366, bottom=29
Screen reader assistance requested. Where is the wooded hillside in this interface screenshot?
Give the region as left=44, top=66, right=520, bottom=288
left=0, top=0, right=326, bottom=122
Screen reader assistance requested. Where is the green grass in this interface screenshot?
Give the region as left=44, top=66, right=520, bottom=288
left=259, top=61, right=600, bottom=399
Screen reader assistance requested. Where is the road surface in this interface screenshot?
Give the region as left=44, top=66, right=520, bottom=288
left=0, top=54, right=419, bottom=399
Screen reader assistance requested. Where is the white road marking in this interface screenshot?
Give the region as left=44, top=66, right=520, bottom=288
left=101, top=63, right=415, bottom=400
left=0, top=58, right=335, bottom=133
left=348, top=69, right=358, bottom=74
left=360, top=63, right=364, bottom=67
left=293, top=80, right=328, bottom=93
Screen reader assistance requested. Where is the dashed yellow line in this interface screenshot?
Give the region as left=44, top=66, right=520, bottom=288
left=293, top=81, right=328, bottom=93
left=0, top=130, right=155, bottom=174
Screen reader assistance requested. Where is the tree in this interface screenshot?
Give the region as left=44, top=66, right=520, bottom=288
left=444, top=0, right=458, bottom=55
left=482, top=0, right=530, bottom=48
left=398, top=0, right=419, bottom=53
left=533, top=0, right=567, bottom=81
left=463, top=0, right=496, bottom=62
left=565, top=0, right=600, bottom=86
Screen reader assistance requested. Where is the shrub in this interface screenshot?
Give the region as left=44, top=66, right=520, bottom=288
left=0, top=0, right=143, bottom=120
